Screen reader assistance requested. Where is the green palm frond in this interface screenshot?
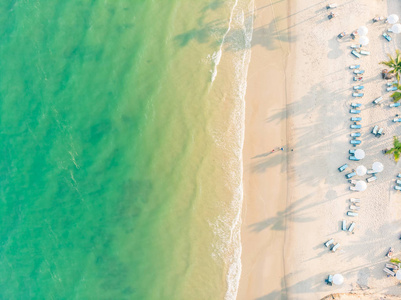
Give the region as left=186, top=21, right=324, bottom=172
left=392, top=91, right=401, bottom=102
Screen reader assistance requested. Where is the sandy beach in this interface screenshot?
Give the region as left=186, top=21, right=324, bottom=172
left=239, top=0, right=401, bottom=299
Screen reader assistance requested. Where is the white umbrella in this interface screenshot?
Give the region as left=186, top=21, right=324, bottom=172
left=356, top=165, right=367, bottom=176
left=333, top=274, right=344, bottom=285
left=357, top=26, right=368, bottom=36
left=396, top=270, right=401, bottom=280
left=355, top=180, right=367, bottom=192
left=392, top=23, right=401, bottom=34
left=359, top=36, right=369, bottom=46
left=354, top=149, right=365, bottom=160
left=372, top=162, right=384, bottom=173
left=388, top=14, right=399, bottom=24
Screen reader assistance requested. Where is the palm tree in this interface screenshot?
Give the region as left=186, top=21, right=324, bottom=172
left=386, top=136, right=401, bottom=162
left=380, top=49, right=401, bottom=81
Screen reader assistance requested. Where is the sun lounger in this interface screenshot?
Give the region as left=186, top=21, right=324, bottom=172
left=351, top=103, right=362, bottom=107
left=350, top=123, right=361, bottom=129
left=373, top=96, right=384, bottom=104
left=393, top=118, right=401, bottom=122
left=394, top=185, right=401, bottom=191
left=349, top=205, right=360, bottom=210
left=347, top=211, right=358, bottom=217
left=326, top=3, right=337, bottom=9
left=387, top=80, right=398, bottom=86
left=324, top=238, right=334, bottom=247
left=349, top=179, right=357, bottom=184
left=349, top=64, right=360, bottom=69
left=338, top=164, right=348, bottom=172
left=396, top=179, right=401, bottom=185
left=348, top=222, right=355, bottom=232
left=345, top=171, right=356, bottom=179
left=366, top=169, right=376, bottom=175
left=349, top=156, right=359, bottom=161
left=326, top=274, right=333, bottom=285
left=331, top=243, right=340, bottom=252
left=342, top=219, right=347, bottom=231
left=350, top=45, right=362, bottom=49
left=351, top=117, right=361, bottom=121
left=350, top=132, right=361, bottom=137
left=350, top=109, right=361, bottom=114
left=352, top=93, right=364, bottom=97
left=360, top=50, right=370, bottom=56
left=386, top=263, right=399, bottom=270
left=350, top=198, right=360, bottom=203
left=387, top=86, right=398, bottom=92
left=353, top=70, right=364, bottom=74
left=390, top=103, right=401, bottom=107
left=398, top=173, right=401, bottom=178
left=376, top=128, right=384, bottom=137
left=383, top=268, right=396, bottom=277
left=349, top=149, right=356, bottom=154
left=353, top=85, right=364, bottom=90
left=353, top=77, right=363, bottom=81
left=383, top=33, right=392, bottom=42
left=366, top=176, right=377, bottom=183
left=351, top=50, right=361, bottom=58
left=371, top=125, right=379, bottom=135
left=350, top=139, right=361, bottom=145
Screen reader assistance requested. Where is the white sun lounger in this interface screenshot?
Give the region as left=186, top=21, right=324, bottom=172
left=324, top=238, right=334, bottom=247
left=331, top=243, right=340, bottom=252
left=383, top=267, right=396, bottom=277
left=395, top=185, right=401, bottom=191
left=347, top=211, right=358, bottom=217
left=390, top=103, right=400, bottom=107
left=367, top=169, right=376, bottom=174
left=396, top=179, right=401, bottom=185
left=350, top=198, right=360, bottom=203
left=349, top=205, right=360, bottom=210
left=366, top=176, right=377, bottom=183
left=342, top=219, right=347, bottom=231
left=351, top=50, right=361, bottom=58
left=348, top=222, right=355, bottom=232
left=360, top=50, right=370, bottom=56
left=372, top=125, right=379, bottom=135
left=373, top=96, right=383, bottom=105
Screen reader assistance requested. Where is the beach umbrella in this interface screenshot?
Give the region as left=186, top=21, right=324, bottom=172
left=333, top=274, right=344, bottom=285
left=397, top=270, right=401, bottom=280
left=388, top=14, right=399, bottom=24
left=391, top=23, right=401, bottom=34
left=359, top=36, right=369, bottom=46
left=357, top=26, right=368, bottom=36
left=356, top=165, right=367, bottom=176
left=355, top=180, right=367, bottom=192
left=354, top=149, right=365, bottom=160
left=372, top=162, right=384, bottom=173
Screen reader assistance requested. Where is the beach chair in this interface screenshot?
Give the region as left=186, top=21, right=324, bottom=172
left=350, top=45, right=362, bottom=49
left=394, top=185, right=401, bottom=191
left=345, top=171, right=356, bottom=179
left=383, top=267, right=396, bottom=277
left=371, top=125, right=379, bottom=135
left=398, top=173, right=401, bottom=178
left=342, top=219, right=347, bottom=231
left=383, top=33, right=392, bottom=42
left=353, top=70, right=365, bottom=74
left=347, top=211, right=358, bottom=217
left=376, top=128, right=384, bottom=137
left=350, top=139, right=361, bottom=145
left=349, top=149, right=356, bottom=154
left=366, top=176, right=377, bottom=183
left=349, top=64, right=360, bottom=69
left=393, top=118, right=401, bottom=122
left=352, top=93, right=364, bottom=97
left=331, top=243, right=340, bottom=252
left=324, top=238, right=334, bottom=247
left=353, top=85, right=364, bottom=90
left=348, top=222, right=355, bottom=232
left=350, top=198, right=360, bottom=203
left=325, top=275, right=333, bottom=285
left=351, top=103, right=362, bottom=107
left=348, top=179, right=357, bottom=184
left=373, top=96, right=383, bottom=105
left=360, top=50, right=370, bottom=56
left=350, top=123, right=361, bottom=129
left=350, top=109, right=361, bottom=114
left=387, top=80, right=398, bottom=86
left=390, top=103, right=401, bottom=107
left=338, top=164, right=348, bottom=172
left=353, top=76, right=363, bottom=81
left=326, top=3, right=337, bottom=9
left=386, top=263, right=399, bottom=271
left=351, top=50, right=361, bottom=58
left=396, top=179, right=401, bottom=185
left=351, top=117, right=361, bottom=122
left=349, top=205, right=360, bottom=210
left=349, top=156, right=359, bottom=161
left=387, top=86, right=398, bottom=92
left=366, top=169, right=376, bottom=175
left=350, top=132, right=361, bottom=137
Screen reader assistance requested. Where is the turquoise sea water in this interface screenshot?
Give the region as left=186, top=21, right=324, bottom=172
left=0, top=1, right=253, bottom=299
